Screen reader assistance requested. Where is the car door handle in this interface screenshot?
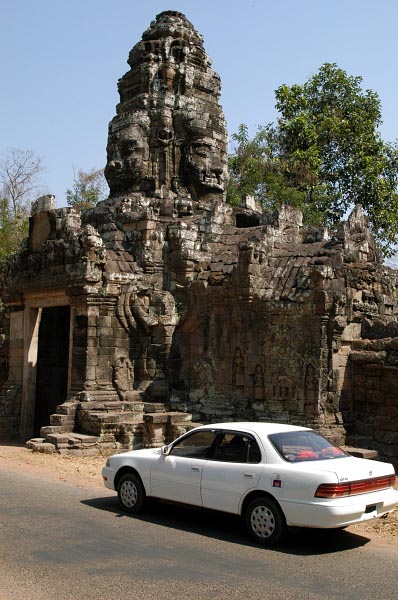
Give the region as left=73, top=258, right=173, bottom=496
left=191, top=466, right=201, bottom=472
left=244, top=472, right=255, bottom=479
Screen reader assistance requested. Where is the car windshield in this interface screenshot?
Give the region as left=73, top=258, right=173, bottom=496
left=268, top=431, right=348, bottom=463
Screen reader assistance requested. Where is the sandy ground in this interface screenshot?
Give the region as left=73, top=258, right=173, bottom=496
left=0, top=442, right=105, bottom=488
left=0, top=442, right=397, bottom=542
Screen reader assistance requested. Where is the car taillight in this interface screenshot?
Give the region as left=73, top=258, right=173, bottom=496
left=315, top=474, right=396, bottom=498
left=315, top=483, right=351, bottom=498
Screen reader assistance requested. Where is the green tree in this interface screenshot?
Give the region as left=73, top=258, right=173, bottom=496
left=0, top=148, right=44, bottom=281
left=228, top=63, right=398, bottom=256
left=227, top=123, right=306, bottom=210
left=0, top=197, right=29, bottom=274
left=66, top=167, right=108, bottom=209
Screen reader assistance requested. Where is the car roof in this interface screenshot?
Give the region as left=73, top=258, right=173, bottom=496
left=197, top=422, right=312, bottom=435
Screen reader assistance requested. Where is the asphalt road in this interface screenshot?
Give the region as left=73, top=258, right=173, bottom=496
left=0, top=465, right=397, bottom=600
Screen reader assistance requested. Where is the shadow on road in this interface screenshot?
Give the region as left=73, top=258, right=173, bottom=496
left=81, top=495, right=370, bottom=555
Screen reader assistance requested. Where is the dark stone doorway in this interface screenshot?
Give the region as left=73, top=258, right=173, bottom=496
left=34, top=306, right=70, bottom=436
left=235, top=213, right=260, bottom=228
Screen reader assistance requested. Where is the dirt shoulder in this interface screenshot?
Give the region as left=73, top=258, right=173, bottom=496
left=0, top=442, right=105, bottom=488
left=1, top=442, right=397, bottom=542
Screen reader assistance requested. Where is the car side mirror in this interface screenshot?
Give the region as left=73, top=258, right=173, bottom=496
left=161, top=445, right=170, bottom=456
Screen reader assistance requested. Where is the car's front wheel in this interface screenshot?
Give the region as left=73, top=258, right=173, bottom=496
left=117, top=473, right=145, bottom=514
left=245, top=497, right=286, bottom=546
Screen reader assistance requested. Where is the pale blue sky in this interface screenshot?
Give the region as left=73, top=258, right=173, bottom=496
left=1, top=0, right=398, bottom=206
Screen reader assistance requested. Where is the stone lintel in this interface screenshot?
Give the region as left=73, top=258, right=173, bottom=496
left=144, top=411, right=192, bottom=424
left=350, top=351, right=387, bottom=364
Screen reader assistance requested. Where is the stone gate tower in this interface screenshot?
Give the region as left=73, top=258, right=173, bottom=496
left=105, top=10, right=228, bottom=203
left=1, top=11, right=398, bottom=463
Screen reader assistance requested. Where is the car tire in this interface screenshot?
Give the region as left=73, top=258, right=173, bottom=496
left=245, top=497, right=286, bottom=546
left=117, top=473, right=145, bottom=514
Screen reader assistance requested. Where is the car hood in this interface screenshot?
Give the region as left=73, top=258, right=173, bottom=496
left=292, top=456, right=395, bottom=481
left=117, top=448, right=162, bottom=460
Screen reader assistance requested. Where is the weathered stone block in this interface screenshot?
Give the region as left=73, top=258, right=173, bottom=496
left=97, top=327, right=114, bottom=337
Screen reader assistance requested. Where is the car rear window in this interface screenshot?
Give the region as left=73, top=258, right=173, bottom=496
left=268, top=431, right=348, bottom=463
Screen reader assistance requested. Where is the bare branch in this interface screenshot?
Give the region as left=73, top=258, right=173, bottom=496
left=0, top=148, right=45, bottom=217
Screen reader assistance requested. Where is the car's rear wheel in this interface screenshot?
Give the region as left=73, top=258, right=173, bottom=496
left=245, top=497, right=286, bottom=546
left=117, top=473, right=145, bottom=514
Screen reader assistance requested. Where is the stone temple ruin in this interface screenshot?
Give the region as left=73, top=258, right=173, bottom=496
left=1, top=11, right=398, bottom=464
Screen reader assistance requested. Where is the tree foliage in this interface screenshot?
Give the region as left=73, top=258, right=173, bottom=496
left=66, top=167, right=108, bottom=210
left=228, top=63, right=398, bottom=256
left=0, top=197, right=29, bottom=274
left=227, top=123, right=307, bottom=210
left=0, top=148, right=44, bottom=279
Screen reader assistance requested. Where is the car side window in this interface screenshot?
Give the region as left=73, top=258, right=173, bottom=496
left=212, top=433, right=261, bottom=463
left=169, top=430, right=217, bottom=459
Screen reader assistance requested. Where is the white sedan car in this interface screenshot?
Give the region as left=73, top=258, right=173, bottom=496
left=102, top=422, right=398, bottom=545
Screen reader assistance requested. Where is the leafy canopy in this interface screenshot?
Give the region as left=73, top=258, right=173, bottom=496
left=228, top=63, right=398, bottom=256
left=0, top=197, right=29, bottom=274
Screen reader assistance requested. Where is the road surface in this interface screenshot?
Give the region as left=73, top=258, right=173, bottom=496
left=0, top=465, right=397, bottom=600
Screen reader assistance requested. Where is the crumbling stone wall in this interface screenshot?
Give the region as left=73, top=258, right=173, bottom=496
left=0, top=310, right=9, bottom=391
left=346, top=317, right=398, bottom=465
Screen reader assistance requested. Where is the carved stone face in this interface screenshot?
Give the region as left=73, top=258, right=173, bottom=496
left=105, top=122, right=149, bottom=194
left=105, top=12, right=229, bottom=201
left=183, top=136, right=228, bottom=197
